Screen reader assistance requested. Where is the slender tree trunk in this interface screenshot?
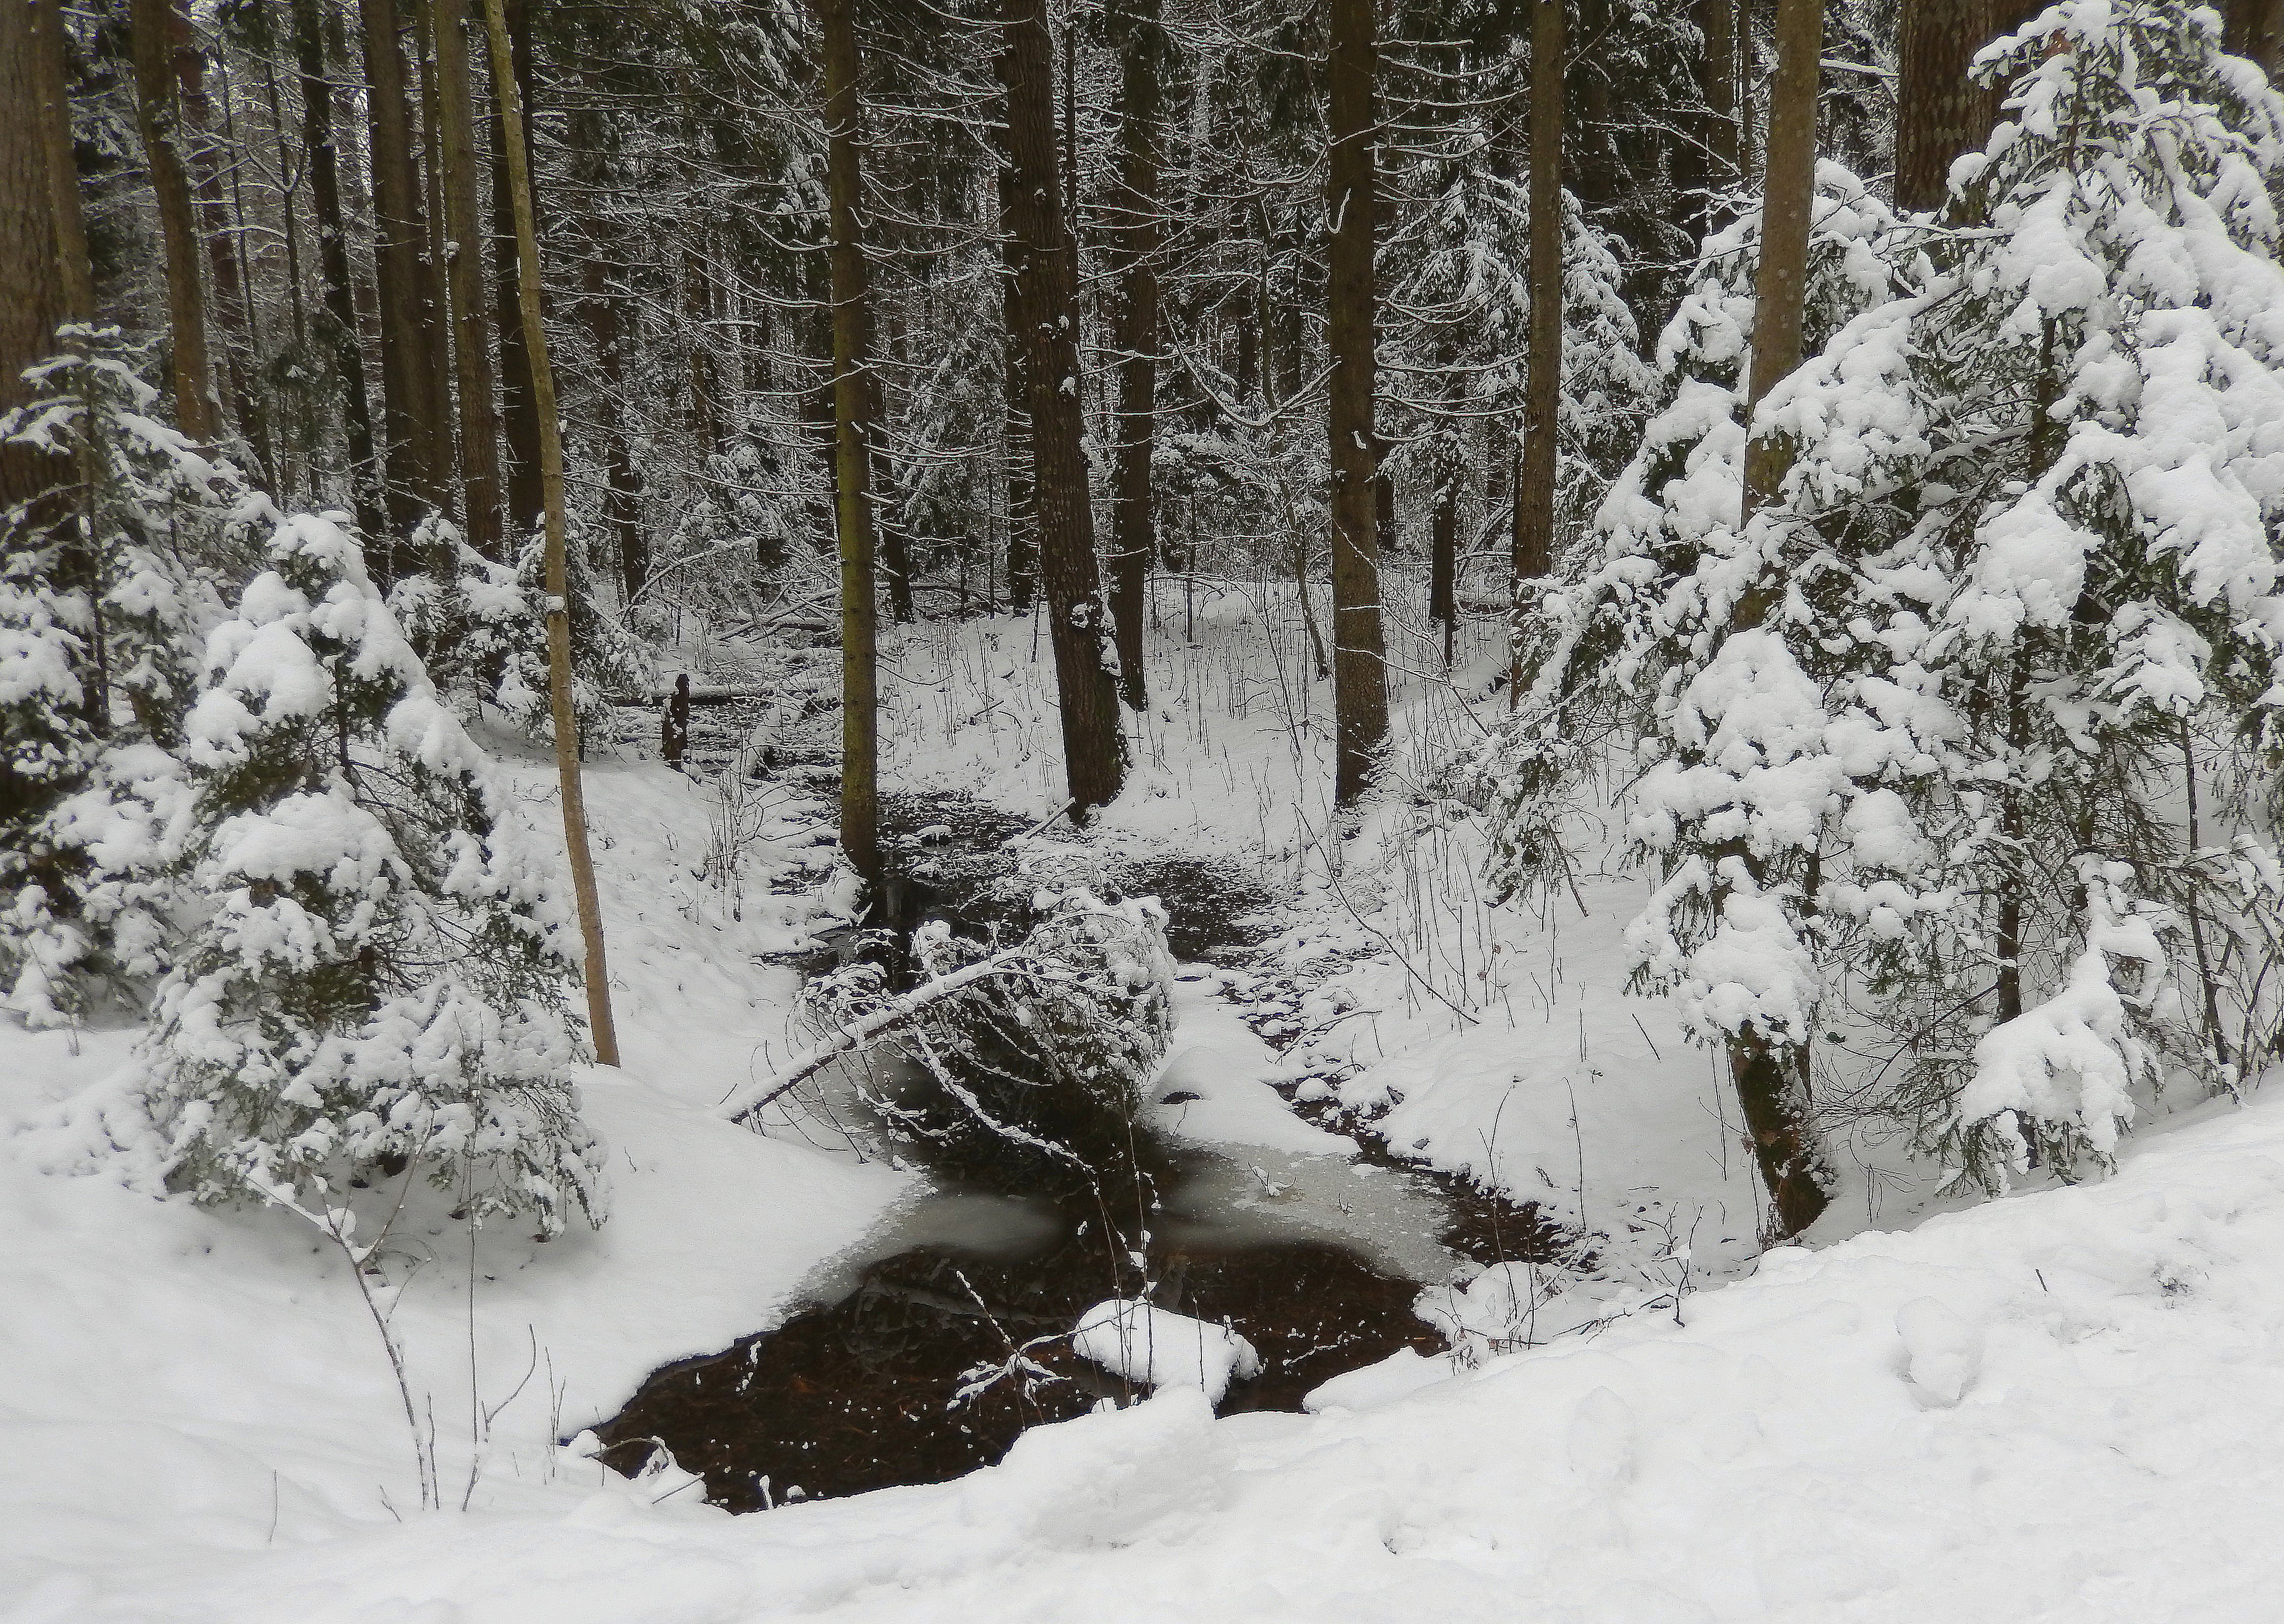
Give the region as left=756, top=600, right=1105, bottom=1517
left=1697, top=0, right=1739, bottom=232
left=1723, top=0, right=1830, bottom=1241
left=814, top=0, right=881, bottom=885
left=481, top=0, right=618, bottom=1067
left=489, top=0, right=540, bottom=546
left=682, top=235, right=720, bottom=460
left=413, top=0, right=458, bottom=536
left=1740, top=0, right=1822, bottom=524
left=358, top=0, right=444, bottom=554
left=995, top=98, right=1036, bottom=616
left=1326, top=0, right=1388, bottom=809
left=431, top=0, right=500, bottom=558
left=870, top=284, right=915, bottom=624
left=1512, top=0, right=1563, bottom=608
left=182, top=30, right=255, bottom=445
left=999, top=0, right=1124, bottom=814
left=1430, top=467, right=1457, bottom=666
left=130, top=0, right=219, bottom=441
left=568, top=103, right=641, bottom=607
left=292, top=0, right=386, bottom=549
left=1106, top=0, right=1162, bottom=713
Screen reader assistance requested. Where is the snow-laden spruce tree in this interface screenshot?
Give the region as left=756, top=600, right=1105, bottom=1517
left=1483, top=2, right=2284, bottom=1205
left=1477, top=160, right=1906, bottom=933
left=1, top=331, right=247, bottom=1025
left=1855, top=0, right=2284, bottom=1184
left=140, top=510, right=606, bottom=1233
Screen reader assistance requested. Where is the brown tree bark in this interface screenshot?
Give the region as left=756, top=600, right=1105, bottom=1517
left=481, top=0, right=618, bottom=1067
left=358, top=0, right=445, bottom=553
left=3, top=0, right=91, bottom=511
left=1512, top=0, right=1563, bottom=603
left=431, top=0, right=500, bottom=558
left=489, top=0, right=540, bottom=545
left=814, top=0, right=881, bottom=885
left=1895, top=0, right=2002, bottom=212
left=2228, top=0, right=2283, bottom=76
left=291, top=0, right=386, bottom=549
left=999, top=0, right=1125, bottom=815
left=130, top=0, right=219, bottom=441
left=1326, top=0, right=1388, bottom=809
left=1106, top=0, right=1163, bottom=713
left=1740, top=0, right=1822, bottom=524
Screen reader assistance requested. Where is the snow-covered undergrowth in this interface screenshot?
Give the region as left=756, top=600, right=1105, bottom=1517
left=16, top=1058, right=2284, bottom=1620
left=0, top=755, right=912, bottom=1606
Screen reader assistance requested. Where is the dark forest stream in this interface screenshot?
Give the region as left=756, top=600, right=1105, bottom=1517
left=590, top=735, right=1556, bottom=1509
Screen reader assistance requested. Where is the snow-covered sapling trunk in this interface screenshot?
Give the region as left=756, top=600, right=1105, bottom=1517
left=139, top=511, right=606, bottom=1234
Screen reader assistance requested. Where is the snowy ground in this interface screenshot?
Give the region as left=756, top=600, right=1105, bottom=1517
left=14, top=1038, right=2284, bottom=1620
left=7, top=593, right=2276, bottom=1619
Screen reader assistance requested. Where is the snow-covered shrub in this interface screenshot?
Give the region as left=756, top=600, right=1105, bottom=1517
left=805, top=891, right=1176, bottom=1191
left=1, top=331, right=247, bottom=1024
left=139, top=511, right=606, bottom=1233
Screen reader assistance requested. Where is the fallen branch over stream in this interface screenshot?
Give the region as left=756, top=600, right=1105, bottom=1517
left=713, top=944, right=1037, bottom=1125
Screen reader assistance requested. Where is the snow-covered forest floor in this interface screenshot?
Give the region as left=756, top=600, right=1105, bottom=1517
left=8, top=586, right=2280, bottom=1621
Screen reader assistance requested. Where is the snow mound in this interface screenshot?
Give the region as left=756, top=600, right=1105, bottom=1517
left=1070, top=1300, right=1262, bottom=1405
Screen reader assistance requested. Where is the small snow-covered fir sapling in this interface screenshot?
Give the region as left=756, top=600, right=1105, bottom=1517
left=140, top=510, right=607, bottom=1233
left=388, top=517, right=646, bottom=746
left=0, top=329, right=247, bottom=1026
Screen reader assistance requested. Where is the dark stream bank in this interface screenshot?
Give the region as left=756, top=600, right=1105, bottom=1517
left=590, top=752, right=1560, bottom=1509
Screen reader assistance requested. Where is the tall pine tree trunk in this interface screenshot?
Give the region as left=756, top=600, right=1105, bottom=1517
left=1894, top=0, right=2010, bottom=212
left=131, top=0, right=219, bottom=442
left=481, top=0, right=618, bottom=1067
left=1326, top=0, right=1388, bottom=809
left=1732, top=0, right=1830, bottom=1240
left=490, top=0, right=539, bottom=547
left=3, top=0, right=91, bottom=511
left=431, top=0, right=500, bottom=558
left=1000, top=0, right=1124, bottom=815
left=1106, top=0, right=1162, bottom=713
left=359, top=0, right=444, bottom=556
left=3, top=0, right=98, bottom=808
left=814, top=0, right=881, bottom=885
left=291, top=0, right=385, bottom=549
left=1512, top=0, right=1563, bottom=616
